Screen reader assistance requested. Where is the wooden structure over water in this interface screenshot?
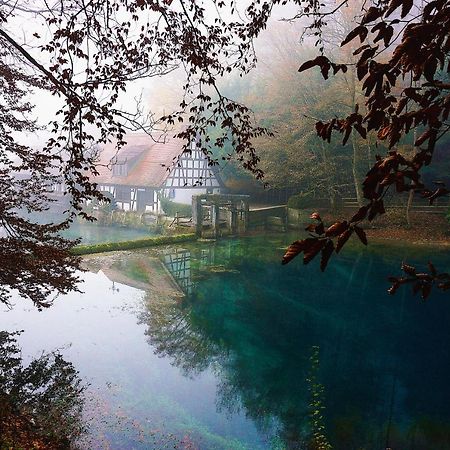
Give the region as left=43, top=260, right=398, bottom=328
left=192, top=194, right=250, bottom=238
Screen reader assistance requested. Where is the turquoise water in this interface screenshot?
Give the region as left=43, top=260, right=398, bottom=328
left=62, top=222, right=154, bottom=244
left=2, top=235, right=450, bottom=449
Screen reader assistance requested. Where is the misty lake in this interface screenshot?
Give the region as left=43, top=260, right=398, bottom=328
left=3, top=234, right=450, bottom=449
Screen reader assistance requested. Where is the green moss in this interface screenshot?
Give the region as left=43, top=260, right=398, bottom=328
left=71, top=233, right=197, bottom=255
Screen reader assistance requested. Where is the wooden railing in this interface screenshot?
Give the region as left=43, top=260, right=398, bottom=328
left=342, top=197, right=449, bottom=214
left=169, top=212, right=193, bottom=227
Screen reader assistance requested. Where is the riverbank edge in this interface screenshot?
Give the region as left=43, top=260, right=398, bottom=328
left=71, top=233, right=197, bottom=255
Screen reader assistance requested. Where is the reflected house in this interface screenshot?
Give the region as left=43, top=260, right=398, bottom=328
left=162, top=246, right=219, bottom=295
left=163, top=250, right=194, bottom=295
left=92, top=134, right=223, bottom=213
left=85, top=245, right=218, bottom=300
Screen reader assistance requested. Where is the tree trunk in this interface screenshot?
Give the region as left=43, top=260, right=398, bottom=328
left=406, top=127, right=417, bottom=227
left=350, top=70, right=363, bottom=206
left=352, top=130, right=364, bottom=206
left=406, top=190, right=414, bottom=227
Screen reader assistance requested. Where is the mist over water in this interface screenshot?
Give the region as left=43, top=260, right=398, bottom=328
left=2, top=235, right=450, bottom=449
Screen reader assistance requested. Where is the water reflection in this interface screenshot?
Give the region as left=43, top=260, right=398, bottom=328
left=0, top=331, right=86, bottom=449
left=84, top=238, right=450, bottom=449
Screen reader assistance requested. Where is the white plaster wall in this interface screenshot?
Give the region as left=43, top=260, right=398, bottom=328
left=171, top=187, right=221, bottom=205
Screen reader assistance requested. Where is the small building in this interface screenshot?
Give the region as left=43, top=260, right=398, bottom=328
left=92, top=134, right=223, bottom=213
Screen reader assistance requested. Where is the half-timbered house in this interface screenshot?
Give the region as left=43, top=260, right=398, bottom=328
left=93, top=134, right=223, bottom=213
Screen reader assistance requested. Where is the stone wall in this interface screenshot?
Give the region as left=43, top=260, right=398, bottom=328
left=248, top=206, right=287, bottom=232
left=286, top=208, right=312, bottom=230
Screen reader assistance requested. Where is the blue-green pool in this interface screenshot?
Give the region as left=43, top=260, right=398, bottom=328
left=2, top=234, right=450, bottom=449
left=62, top=222, right=155, bottom=244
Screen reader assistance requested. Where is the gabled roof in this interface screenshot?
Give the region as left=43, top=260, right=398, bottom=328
left=92, top=134, right=186, bottom=188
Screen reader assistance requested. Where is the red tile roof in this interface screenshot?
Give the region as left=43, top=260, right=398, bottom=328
left=92, top=134, right=187, bottom=188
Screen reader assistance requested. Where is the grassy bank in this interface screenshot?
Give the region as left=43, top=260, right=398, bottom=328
left=71, top=233, right=197, bottom=255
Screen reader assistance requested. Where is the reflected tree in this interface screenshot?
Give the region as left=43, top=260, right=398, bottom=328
left=140, top=295, right=222, bottom=376
left=0, top=331, right=86, bottom=449
left=134, top=239, right=450, bottom=449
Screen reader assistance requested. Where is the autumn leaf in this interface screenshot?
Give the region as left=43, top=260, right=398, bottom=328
left=325, top=221, right=349, bottom=237
left=341, top=26, right=367, bottom=46
left=298, top=56, right=331, bottom=80
left=401, top=262, right=416, bottom=276
left=336, top=228, right=353, bottom=253
left=361, top=7, right=382, bottom=25
left=385, top=0, right=403, bottom=17
left=304, top=239, right=326, bottom=264
left=353, top=226, right=368, bottom=245
left=350, top=206, right=368, bottom=223
left=401, top=0, right=414, bottom=18
left=282, top=240, right=307, bottom=265
left=320, top=240, right=334, bottom=272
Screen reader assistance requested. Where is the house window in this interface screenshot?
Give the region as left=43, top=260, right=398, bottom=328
left=115, top=186, right=130, bottom=202
left=168, top=188, right=176, bottom=199
left=112, top=163, right=128, bottom=176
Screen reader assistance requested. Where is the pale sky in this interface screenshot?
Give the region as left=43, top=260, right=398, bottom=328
left=4, top=0, right=307, bottom=148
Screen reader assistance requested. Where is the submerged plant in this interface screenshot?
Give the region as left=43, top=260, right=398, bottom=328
left=307, top=346, right=332, bottom=450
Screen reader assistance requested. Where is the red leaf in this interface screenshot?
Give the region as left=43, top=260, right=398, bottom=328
left=325, top=221, right=349, bottom=237
left=401, top=0, right=414, bottom=18
left=305, top=222, right=325, bottom=235
left=383, top=26, right=394, bottom=47
left=320, top=240, right=335, bottom=272
left=342, top=126, right=352, bottom=145
left=350, top=206, right=368, bottom=223
left=298, top=56, right=331, bottom=80
left=421, top=283, right=432, bottom=300
left=282, top=239, right=307, bottom=265
left=304, top=239, right=326, bottom=264
left=361, top=7, right=382, bottom=25
left=415, top=129, right=432, bottom=147
left=428, top=261, right=437, bottom=276
left=341, top=26, right=367, bottom=46
left=385, top=0, right=403, bottom=17
left=401, top=262, right=416, bottom=276
left=357, top=62, right=369, bottom=80
left=354, top=124, right=367, bottom=139
left=353, top=226, right=368, bottom=245
left=336, top=229, right=353, bottom=253
left=388, top=282, right=400, bottom=295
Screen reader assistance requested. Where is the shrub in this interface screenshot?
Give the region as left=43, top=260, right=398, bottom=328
left=287, top=192, right=317, bottom=210
left=160, top=197, right=192, bottom=217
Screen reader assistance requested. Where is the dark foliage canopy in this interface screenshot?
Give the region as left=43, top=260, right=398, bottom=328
left=281, top=0, right=450, bottom=299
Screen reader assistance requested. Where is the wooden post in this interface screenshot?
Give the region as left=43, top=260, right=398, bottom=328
left=211, top=204, right=220, bottom=238
left=242, top=199, right=249, bottom=234
left=193, top=196, right=203, bottom=237
left=230, top=207, right=237, bottom=234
